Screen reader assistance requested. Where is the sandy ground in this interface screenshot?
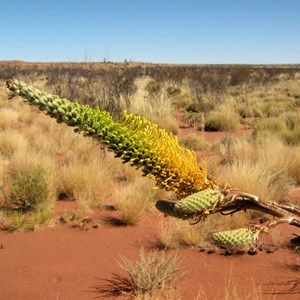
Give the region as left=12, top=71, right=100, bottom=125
left=0, top=123, right=299, bottom=299
left=1, top=204, right=300, bottom=300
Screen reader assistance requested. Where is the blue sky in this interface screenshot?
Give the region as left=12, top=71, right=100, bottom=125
left=1, top=0, right=299, bottom=64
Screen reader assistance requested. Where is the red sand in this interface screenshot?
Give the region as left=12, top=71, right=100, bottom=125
left=1, top=128, right=300, bottom=299
left=1, top=205, right=300, bottom=300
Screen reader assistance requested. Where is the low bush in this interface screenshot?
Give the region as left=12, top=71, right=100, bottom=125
left=182, top=112, right=204, bottom=129
left=179, top=134, right=210, bottom=151
left=205, top=109, right=240, bottom=132
left=4, top=166, right=50, bottom=212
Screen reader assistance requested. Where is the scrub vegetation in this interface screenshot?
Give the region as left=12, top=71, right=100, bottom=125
left=0, top=61, right=300, bottom=298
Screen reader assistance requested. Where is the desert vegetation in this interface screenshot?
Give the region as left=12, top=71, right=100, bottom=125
left=0, top=61, right=300, bottom=299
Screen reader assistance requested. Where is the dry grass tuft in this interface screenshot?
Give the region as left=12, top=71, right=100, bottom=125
left=231, top=135, right=299, bottom=184
left=149, top=116, right=179, bottom=135
left=0, top=108, right=19, bottom=129
left=157, top=212, right=250, bottom=249
left=280, top=127, right=300, bottom=145
left=255, top=118, right=287, bottom=132
left=130, top=76, right=177, bottom=131
left=223, top=276, right=262, bottom=300
left=0, top=130, right=28, bottom=158
left=288, top=149, right=300, bottom=183
left=179, top=133, right=210, bottom=151
left=269, top=229, right=286, bottom=248
left=220, top=161, right=293, bottom=203
left=281, top=111, right=300, bottom=130
left=210, top=135, right=297, bottom=199
left=58, top=157, right=114, bottom=211
left=158, top=219, right=208, bottom=249
left=95, top=248, right=181, bottom=298
left=114, top=176, right=157, bottom=226
left=205, top=106, right=240, bottom=132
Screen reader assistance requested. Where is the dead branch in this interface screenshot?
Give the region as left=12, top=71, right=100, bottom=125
left=211, top=191, right=300, bottom=228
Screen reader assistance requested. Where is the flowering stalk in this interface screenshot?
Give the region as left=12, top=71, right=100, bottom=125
left=6, top=79, right=212, bottom=198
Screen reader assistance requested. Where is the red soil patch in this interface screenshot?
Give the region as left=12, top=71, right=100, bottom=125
left=1, top=203, right=300, bottom=300
left=176, top=107, right=252, bottom=144
left=0, top=121, right=299, bottom=299
left=178, top=124, right=252, bottom=144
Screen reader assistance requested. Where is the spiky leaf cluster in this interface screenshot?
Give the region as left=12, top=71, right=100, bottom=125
left=6, top=79, right=210, bottom=198
left=211, top=227, right=264, bottom=250
left=156, top=189, right=224, bottom=220
left=176, top=189, right=223, bottom=215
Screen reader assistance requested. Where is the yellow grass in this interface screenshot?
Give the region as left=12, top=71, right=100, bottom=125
left=219, top=161, right=293, bottom=203
left=179, top=133, right=210, bottom=151
left=130, top=76, right=176, bottom=129
left=0, top=108, right=19, bottom=129
left=224, top=135, right=299, bottom=184
left=114, top=176, right=157, bottom=225
left=157, top=212, right=250, bottom=249
left=205, top=105, right=240, bottom=132
left=59, top=157, right=115, bottom=211
left=0, top=130, right=28, bottom=158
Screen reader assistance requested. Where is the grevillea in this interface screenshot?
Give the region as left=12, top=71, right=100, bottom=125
left=6, top=79, right=213, bottom=198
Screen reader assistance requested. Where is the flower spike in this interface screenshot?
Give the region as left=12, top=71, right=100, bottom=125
left=6, top=79, right=212, bottom=198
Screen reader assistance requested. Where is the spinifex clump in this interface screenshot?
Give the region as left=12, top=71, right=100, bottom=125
left=6, top=79, right=212, bottom=198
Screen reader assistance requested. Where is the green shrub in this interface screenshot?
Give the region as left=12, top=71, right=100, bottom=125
left=4, top=167, right=50, bottom=212
left=166, top=86, right=181, bottom=98
left=145, top=79, right=162, bottom=97
left=205, top=109, right=240, bottom=132
left=179, top=134, right=210, bottom=151
left=6, top=206, right=53, bottom=231
left=182, top=112, right=204, bottom=128
left=185, top=102, right=200, bottom=113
